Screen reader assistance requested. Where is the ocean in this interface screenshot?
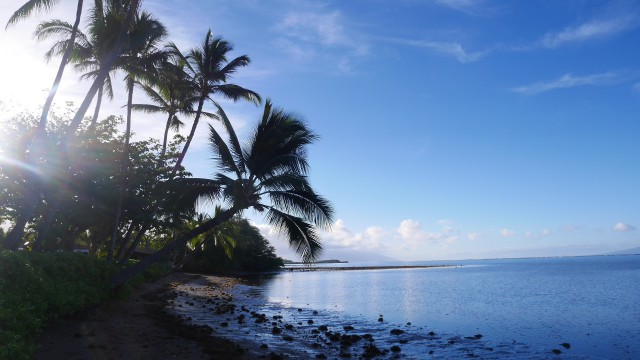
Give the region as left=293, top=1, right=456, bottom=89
left=173, top=255, right=639, bottom=359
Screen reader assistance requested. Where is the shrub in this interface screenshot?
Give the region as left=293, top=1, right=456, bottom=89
left=0, top=251, right=116, bottom=360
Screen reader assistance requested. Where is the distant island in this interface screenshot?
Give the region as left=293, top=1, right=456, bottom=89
left=282, top=259, right=348, bottom=265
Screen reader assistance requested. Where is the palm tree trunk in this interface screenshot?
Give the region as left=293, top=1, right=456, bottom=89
left=118, top=222, right=150, bottom=264
left=114, top=220, right=136, bottom=260
left=170, top=95, right=205, bottom=178
left=88, top=81, right=104, bottom=132
left=159, top=112, right=173, bottom=166
left=39, top=0, right=84, bottom=130
left=66, top=0, right=139, bottom=137
left=107, top=78, right=135, bottom=261
left=111, top=206, right=238, bottom=288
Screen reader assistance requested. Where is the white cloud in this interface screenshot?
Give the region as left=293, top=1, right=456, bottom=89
left=511, top=72, right=623, bottom=95
left=274, top=10, right=367, bottom=72
left=500, top=228, right=516, bottom=237
left=397, top=219, right=458, bottom=245
left=541, top=16, right=638, bottom=48
left=278, top=11, right=348, bottom=47
left=613, top=222, right=636, bottom=232
left=524, top=228, right=551, bottom=239
left=390, top=38, right=488, bottom=63
left=323, top=219, right=386, bottom=250
left=434, top=0, right=490, bottom=16
left=467, top=232, right=480, bottom=241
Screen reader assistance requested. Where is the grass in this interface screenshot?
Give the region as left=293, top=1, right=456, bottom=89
left=0, top=251, right=169, bottom=360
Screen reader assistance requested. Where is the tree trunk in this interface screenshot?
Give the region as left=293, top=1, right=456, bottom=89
left=169, top=95, right=205, bottom=178
left=111, top=206, right=238, bottom=288
left=107, top=78, right=134, bottom=262
left=159, top=112, right=173, bottom=166
left=115, top=220, right=136, bottom=260
left=88, top=80, right=104, bottom=132
left=39, top=0, right=84, bottom=130
left=118, top=222, right=150, bottom=264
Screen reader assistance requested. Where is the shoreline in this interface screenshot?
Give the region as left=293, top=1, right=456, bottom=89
left=35, top=270, right=554, bottom=359
left=282, top=264, right=456, bottom=272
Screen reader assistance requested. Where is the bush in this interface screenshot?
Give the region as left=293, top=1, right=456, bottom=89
left=0, top=251, right=117, bottom=360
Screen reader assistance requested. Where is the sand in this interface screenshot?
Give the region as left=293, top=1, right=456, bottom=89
left=34, top=272, right=246, bottom=360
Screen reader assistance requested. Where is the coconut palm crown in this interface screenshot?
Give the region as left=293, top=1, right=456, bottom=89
left=194, top=100, right=333, bottom=261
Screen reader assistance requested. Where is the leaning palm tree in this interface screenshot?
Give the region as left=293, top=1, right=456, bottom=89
left=168, top=30, right=261, bottom=178
left=111, top=100, right=333, bottom=287
left=33, top=19, right=116, bottom=129
left=6, top=0, right=85, bottom=129
left=2, top=0, right=85, bottom=250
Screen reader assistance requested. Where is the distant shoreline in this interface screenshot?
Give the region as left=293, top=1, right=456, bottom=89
left=283, top=264, right=455, bottom=272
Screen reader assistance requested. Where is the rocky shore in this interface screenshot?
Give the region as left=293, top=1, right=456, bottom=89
left=35, top=271, right=565, bottom=359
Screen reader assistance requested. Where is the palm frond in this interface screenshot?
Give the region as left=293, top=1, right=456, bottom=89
left=265, top=208, right=322, bottom=263
left=165, top=177, right=222, bottom=213
left=213, top=84, right=261, bottom=104
left=208, top=124, right=242, bottom=178
left=33, top=19, right=73, bottom=41
left=6, top=0, right=61, bottom=29
left=259, top=173, right=312, bottom=192
left=267, top=189, right=333, bottom=228
left=212, top=101, right=244, bottom=171
left=130, top=103, right=164, bottom=114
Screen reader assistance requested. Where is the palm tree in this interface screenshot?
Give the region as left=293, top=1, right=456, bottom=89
left=2, top=0, right=85, bottom=251
left=6, top=0, right=85, bottom=130
left=169, top=30, right=261, bottom=178
left=106, top=9, right=167, bottom=261
left=131, top=54, right=215, bottom=165
left=3, top=0, right=142, bottom=250
left=111, top=100, right=333, bottom=287
left=33, top=19, right=116, bottom=129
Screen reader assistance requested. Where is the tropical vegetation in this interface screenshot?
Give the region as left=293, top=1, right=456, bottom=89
left=1, top=0, right=331, bottom=293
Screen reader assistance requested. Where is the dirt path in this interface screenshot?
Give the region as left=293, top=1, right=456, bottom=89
left=34, top=272, right=245, bottom=360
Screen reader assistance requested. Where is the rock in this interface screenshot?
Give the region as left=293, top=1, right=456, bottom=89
left=315, top=354, right=327, bottom=359
left=318, top=325, right=328, bottom=331
left=283, top=335, right=294, bottom=341
left=552, top=349, right=562, bottom=355
left=308, top=319, right=315, bottom=324
left=363, top=343, right=381, bottom=358
left=406, top=322, right=412, bottom=326
left=272, top=327, right=281, bottom=334
left=390, top=329, right=405, bottom=335
left=313, top=310, right=319, bottom=315
left=399, top=339, right=408, bottom=344
left=428, top=331, right=436, bottom=336
left=390, top=345, right=401, bottom=352
left=377, top=317, right=384, bottom=322
left=561, top=342, right=571, bottom=349
left=260, top=344, right=269, bottom=349
left=343, top=325, right=354, bottom=331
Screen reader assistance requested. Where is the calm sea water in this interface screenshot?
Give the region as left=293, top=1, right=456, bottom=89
left=246, top=255, right=639, bottom=359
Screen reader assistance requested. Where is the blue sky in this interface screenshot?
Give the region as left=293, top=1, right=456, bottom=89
left=1, top=0, right=639, bottom=261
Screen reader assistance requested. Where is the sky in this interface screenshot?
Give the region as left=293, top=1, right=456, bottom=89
left=1, top=0, right=639, bottom=262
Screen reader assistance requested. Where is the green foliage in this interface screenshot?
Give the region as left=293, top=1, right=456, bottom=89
left=183, top=218, right=283, bottom=273
left=0, top=251, right=118, bottom=360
